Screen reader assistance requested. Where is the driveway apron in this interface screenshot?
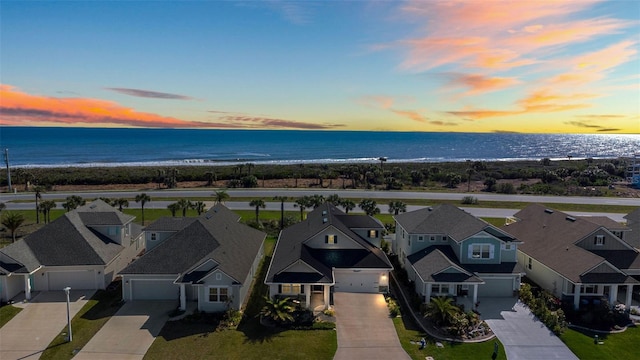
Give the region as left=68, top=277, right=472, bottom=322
left=0, top=290, right=93, bottom=360
left=333, top=293, right=410, bottom=360
left=484, top=300, right=578, bottom=360
left=73, top=300, right=176, bottom=360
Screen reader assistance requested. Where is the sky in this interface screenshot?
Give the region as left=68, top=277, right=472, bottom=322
left=1, top=0, right=639, bottom=134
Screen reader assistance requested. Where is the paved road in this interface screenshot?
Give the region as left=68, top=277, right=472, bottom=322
left=333, top=293, right=410, bottom=360
left=485, top=301, right=579, bottom=360
left=0, top=200, right=628, bottom=222
left=73, top=301, right=176, bottom=360
left=0, top=291, right=93, bottom=360
left=2, top=188, right=639, bottom=206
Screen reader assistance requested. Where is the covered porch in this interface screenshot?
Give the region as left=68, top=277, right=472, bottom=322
left=272, top=283, right=332, bottom=311
left=568, top=282, right=640, bottom=310
left=424, top=282, right=481, bottom=311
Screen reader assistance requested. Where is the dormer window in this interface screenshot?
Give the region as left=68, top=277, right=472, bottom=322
left=150, top=233, right=157, bottom=241
left=368, top=230, right=378, bottom=238
left=430, top=236, right=435, bottom=242
left=326, top=235, right=337, bottom=244
left=441, top=236, right=447, bottom=242
left=594, top=235, right=605, bottom=246
left=418, top=236, right=424, bottom=242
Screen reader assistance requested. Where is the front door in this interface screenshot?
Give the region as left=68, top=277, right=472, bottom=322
left=312, top=285, right=323, bottom=293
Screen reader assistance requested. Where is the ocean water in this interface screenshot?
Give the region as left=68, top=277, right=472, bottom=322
left=0, top=127, right=638, bottom=168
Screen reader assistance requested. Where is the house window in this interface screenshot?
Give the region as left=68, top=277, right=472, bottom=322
left=124, top=226, right=129, bottom=236
left=418, top=236, right=424, bottom=242
left=471, top=244, right=491, bottom=259
left=281, top=284, right=302, bottom=294
left=368, top=230, right=378, bottom=238
left=528, top=257, right=532, bottom=270
left=150, top=233, right=157, bottom=241
left=430, top=236, right=435, bottom=242
left=431, top=284, right=450, bottom=294
left=504, top=244, right=511, bottom=250
left=408, top=238, right=411, bottom=246
left=216, top=273, right=222, bottom=281
left=208, top=287, right=229, bottom=302
left=594, top=235, right=605, bottom=246
left=325, top=235, right=337, bottom=244
left=442, top=236, right=448, bottom=242
left=582, top=285, right=598, bottom=294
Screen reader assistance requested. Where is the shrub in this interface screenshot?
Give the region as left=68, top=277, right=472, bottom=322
left=388, top=298, right=401, bottom=317
left=312, top=321, right=336, bottom=330
left=461, top=196, right=478, bottom=205
left=496, top=183, right=515, bottom=194
left=323, top=308, right=335, bottom=317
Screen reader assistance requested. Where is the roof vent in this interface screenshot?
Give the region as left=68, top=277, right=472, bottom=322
left=566, top=216, right=576, bottom=222
left=427, top=207, right=433, bottom=211
left=90, top=204, right=97, bottom=209
left=544, top=209, right=554, bottom=214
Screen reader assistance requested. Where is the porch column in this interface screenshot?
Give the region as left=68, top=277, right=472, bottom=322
left=24, top=275, right=31, bottom=300
left=472, top=284, right=478, bottom=309
left=305, top=285, right=311, bottom=309
left=323, top=285, right=330, bottom=310
left=609, top=284, right=618, bottom=305
left=573, top=284, right=581, bottom=310
left=626, top=285, right=633, bottom=307
left=425, top=283, right=432, bottom=304
left=179, top=284, right=186, bottom=311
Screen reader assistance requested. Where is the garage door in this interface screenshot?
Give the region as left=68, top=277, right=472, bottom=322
left=48, top=270, right=97, bottom=290
left=478, top=278, right=513, bottom=297
left=131, top=279, right=179, bottom=300
left=334, top=270, right=380, bottom=293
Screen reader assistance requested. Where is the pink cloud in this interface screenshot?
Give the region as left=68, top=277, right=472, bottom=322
left=442, top=73, right=520, bottom=94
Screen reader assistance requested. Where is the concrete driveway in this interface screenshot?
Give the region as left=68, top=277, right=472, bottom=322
left=333, top=293, right=410, bottom=360
left=0, top=290, right=94, bottom=360
left=483, top=299, right=578, bottom=360
left=73, top=301, right=176, bottom=360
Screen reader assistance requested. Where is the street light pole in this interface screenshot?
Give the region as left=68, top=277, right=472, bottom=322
left=63, top=287, right=72, bottom=342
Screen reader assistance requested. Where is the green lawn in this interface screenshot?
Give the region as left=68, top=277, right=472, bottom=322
left=40, top=288, right=123, bottom=360
left=560, top=326, right=640, bottom=360
left=0, top=304, right=22, bottom=328
left=393, top=316, right=506, bottom=360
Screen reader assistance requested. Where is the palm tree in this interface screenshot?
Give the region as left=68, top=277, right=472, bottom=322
left=273, top=196, right=288, bottom=230
left=388, top=200, right=407, bottom=215
left=294, top=196, right=311, bottom=221
left=466, top=167, right=475, bottom=192
left=39, top=200, right=56, bottom=223
left=33, top=185, right=44, bottom=224
left=326, top=194, right=341, bottom=206
left=204, top=171, right=216, bottom=186
left=249, top=199, right=266, bottom=224
left=167, top=202, right=180, bottom=217
left=0, top=202, right=5, bottom=213
left=193, top=201, right=206, bottom=215
left=339, top=199, right=356, bottom=214
left=213, top=190, right=229, bottom=204
left=2, top=212, right=25, bottom=242
left=62, top=195, right=85, bottom=212
left=378, top=156, right=387, bottom=169
left=177, top=198, right=191, bottom=217
left=308, top=194, right=325, bottom=209
left=359, top=199, right=380, bottom=216
left=135, top=193, right=151, bottom=225
left=260, top=296, right=294, bottom=325
left=115, top=198, right=129, bottom=212
left=424, top=296, right=460, bottom=326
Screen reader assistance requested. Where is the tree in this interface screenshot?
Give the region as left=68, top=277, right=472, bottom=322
left=176, top=198, right=191, bottom=217
left=249, top=199, right=266, bottom=224
left=63, top=195, right=85, bottom=212
left=33, top=185, right=44, bottom=224
left=445, top=173, right=462, bottom=188
left=193, top=201, right=206, bottom=215
left=294, top=196, right=311, bottom=221
left=273, top=196, right=289, bottom=230
left=167, top=202, right=180, bottom=217
left=424, top=296, right=460, bottom=326
left=466, top=168, right=475, bottom=192
left=2, top=212, right=25, bottom=242
left=326, top=194, right=341, bottom=206
left=308, top=194, right=325, bottom=209
left=0, top=202, right=5, bottom=213
left=213, top=190, right=229, bottom=204
left=378, top=156, right=387, bottom=169
left=39, top=200, right=56, bottom=223
left=484, top=177, right=497, bottom=192
left=204, top=171, right=216, bottom=187
left=388, top=201, right=407, bottom=215
left=260, top=296, right=294, bottom=325
left=115, top=198, right=129, bottom=212
left=359, top=199, right=380, bottom=216
left=340, top=199, right=356, bottom=214
left=135, top=193, right=151, bottom=225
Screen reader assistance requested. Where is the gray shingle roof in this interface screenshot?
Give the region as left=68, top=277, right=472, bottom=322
left=121, top=205, right=265, bottom=285
left=0, top=200, right=131, bottom=268
left=503, top=204, right=640, bottom=283
left=265, top=203, right=391, bottom=284
left=144, top=217, right=197, bottom=232
left=624, top=208, right=640, bottom=222
left=579, top=216, right=628, bottom=231
left=394, top=204, right=516, bottom=243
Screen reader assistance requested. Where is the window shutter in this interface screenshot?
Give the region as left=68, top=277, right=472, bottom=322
left=325, top=235, right=329, bottom=244
left=278, top=285, right=282, bottom=293
left=335, top=235, right=338, bottom=244
left=301, top=285, right=304, bottom=294
left=467, top=244, right=474, bottom=258
left=489, top=245, right=495, bottom=259
left=594, top=236, right=597, bottom=245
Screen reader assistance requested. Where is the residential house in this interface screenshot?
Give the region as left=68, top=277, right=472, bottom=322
left=120, top=204, right=265, bottom=312
left=623, top=208, right=640, bottom=249
left=393, top=204, right=524, bottom=308
left=502, top=204, right=640, bottom=310
left=265, top=203, right=392, bottom=311
left=0, top=200, right=142, bottom=302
